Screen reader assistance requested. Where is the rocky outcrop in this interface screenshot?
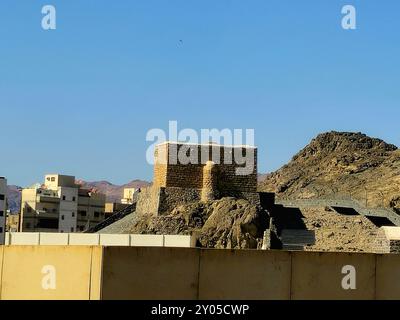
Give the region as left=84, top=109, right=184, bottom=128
left=259, top=131, right=400, bottom=210
left=99, top=197, right=269, bottom=249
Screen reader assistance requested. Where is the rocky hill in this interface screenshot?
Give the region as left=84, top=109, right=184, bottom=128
left=259, top=131, right=400, bottom=211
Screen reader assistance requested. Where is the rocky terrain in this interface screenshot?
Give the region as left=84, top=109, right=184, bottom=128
left=259, top=131, right=400, bottom=211
left=301, top=207, right=379, bottom=252
left=100, top=197, right=269, bottom=249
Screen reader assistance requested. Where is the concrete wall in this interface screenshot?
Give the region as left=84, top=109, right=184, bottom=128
left=5, top=232, right=195, bottom=248
left=39, top=233, right=69, bottom=245
left=291, top=251, right=375, bottom=300
left=2, top=246, right=400, bottom=300
left=99, top=234, right=130, bottom=246
left=199, top=249, right=291, bottom=299
left=130, top=234, right=164, bottom=247
left=0, top=246, right=102, bottom=300
left=98, top=248, right=393, bottom=300
left=101, top=247, right=200, bottom=300
left=9, top=232, right=40, bottom=245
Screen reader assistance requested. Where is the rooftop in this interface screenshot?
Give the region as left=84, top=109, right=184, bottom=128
left=157, top=141, right=257, bottom=149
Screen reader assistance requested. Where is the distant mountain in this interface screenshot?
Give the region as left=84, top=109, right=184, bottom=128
left=6, top=185, right=22, bottom=213
left=6, top=179, right=151, bottom=213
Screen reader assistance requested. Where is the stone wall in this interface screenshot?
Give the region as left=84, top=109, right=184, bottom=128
left=371, top=228, right=391, bottom=254
left=154, top=143, right=257, bottom=195
left=135, top=186, right=260, bottom=216
left=135, top=187, right=161, bottom=215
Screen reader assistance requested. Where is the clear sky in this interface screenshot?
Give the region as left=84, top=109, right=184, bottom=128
left=1, top=0, right=400, bottom=186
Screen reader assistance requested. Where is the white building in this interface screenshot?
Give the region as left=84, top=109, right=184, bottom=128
left=21, top=174, right=106, bottom=233
left=0, top=177, right=7, bottom=244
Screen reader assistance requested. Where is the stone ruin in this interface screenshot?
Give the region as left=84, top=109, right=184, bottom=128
left=135, top=141, right=260, bottom=215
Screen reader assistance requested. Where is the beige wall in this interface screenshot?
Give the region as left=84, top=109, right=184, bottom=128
left=2, top=247, right=400, bottom=300
left=291, top=251, right=376, bottom=300
left=101, top=247, right=200, bottom=300
left=199, top=249, right=291, bottom=300
left=44, top=174, right=76, bottom=189
left=0, top=246, right=102, bottom=300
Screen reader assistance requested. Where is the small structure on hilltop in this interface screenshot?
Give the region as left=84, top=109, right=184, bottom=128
left=136, top=141, right=259, bottom=215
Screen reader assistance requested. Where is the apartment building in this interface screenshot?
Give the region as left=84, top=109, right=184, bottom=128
left=0, top=177, right=6, bottom=244
left=20, top=174, right=106, bottom=233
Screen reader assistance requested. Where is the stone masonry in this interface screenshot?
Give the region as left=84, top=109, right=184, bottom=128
left=136, top=142, right=259, bottom=215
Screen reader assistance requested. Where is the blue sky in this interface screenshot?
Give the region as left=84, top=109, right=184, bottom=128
left=1, top=0, right=399, bottom=186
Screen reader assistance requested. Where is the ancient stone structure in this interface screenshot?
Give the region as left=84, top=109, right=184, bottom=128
left=136, top=142, right=259, bottom=215
left=201, top=161, right=217, bottom=202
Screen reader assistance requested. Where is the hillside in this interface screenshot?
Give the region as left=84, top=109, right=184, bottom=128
left=259, top=131, right=400, bottom=210
left=6, top=185, right=22, bottom=213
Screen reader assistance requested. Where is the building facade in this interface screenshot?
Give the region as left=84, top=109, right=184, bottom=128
left=0, top=177, right=7, bottom=244
left=153, top=142, right=258, bottom=196
left=121, top=188, right=136, bottom=204
left=20, top=174, right=106, bottom=233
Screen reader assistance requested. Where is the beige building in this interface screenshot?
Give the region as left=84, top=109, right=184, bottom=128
left=6, top=213, right=19, bottom=232
left=0, top=177, right=7, bottom=244
left=20, top=174, right=106, bottom=233
left=121, top=188, right=136, bottom=204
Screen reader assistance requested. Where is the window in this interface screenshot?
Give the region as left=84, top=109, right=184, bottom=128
left=72, top=212, right=75, bottom=217
left=0, top=194, right=4, bottom=200
left=52, top=209, right=57, bottom=213
left=79, top=226, right=84, bottom=231
left=0, top=211, right=3, bottom=217
left=37, top=218, right=58, bottom=229
left=79, top=210, right=87, bottom=216
left=62, top=196, right=66, bottom=201
left=71, top=227, right=74, bottom=232
left=94, top=211, right=100, bottom=218
left=51, top=177, right=55, bottom=182
left=61, top=215, right=64, bottom=220
left=0, top=227, right=2, bottom=233
left=72, top=197, right=76, bottom=202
